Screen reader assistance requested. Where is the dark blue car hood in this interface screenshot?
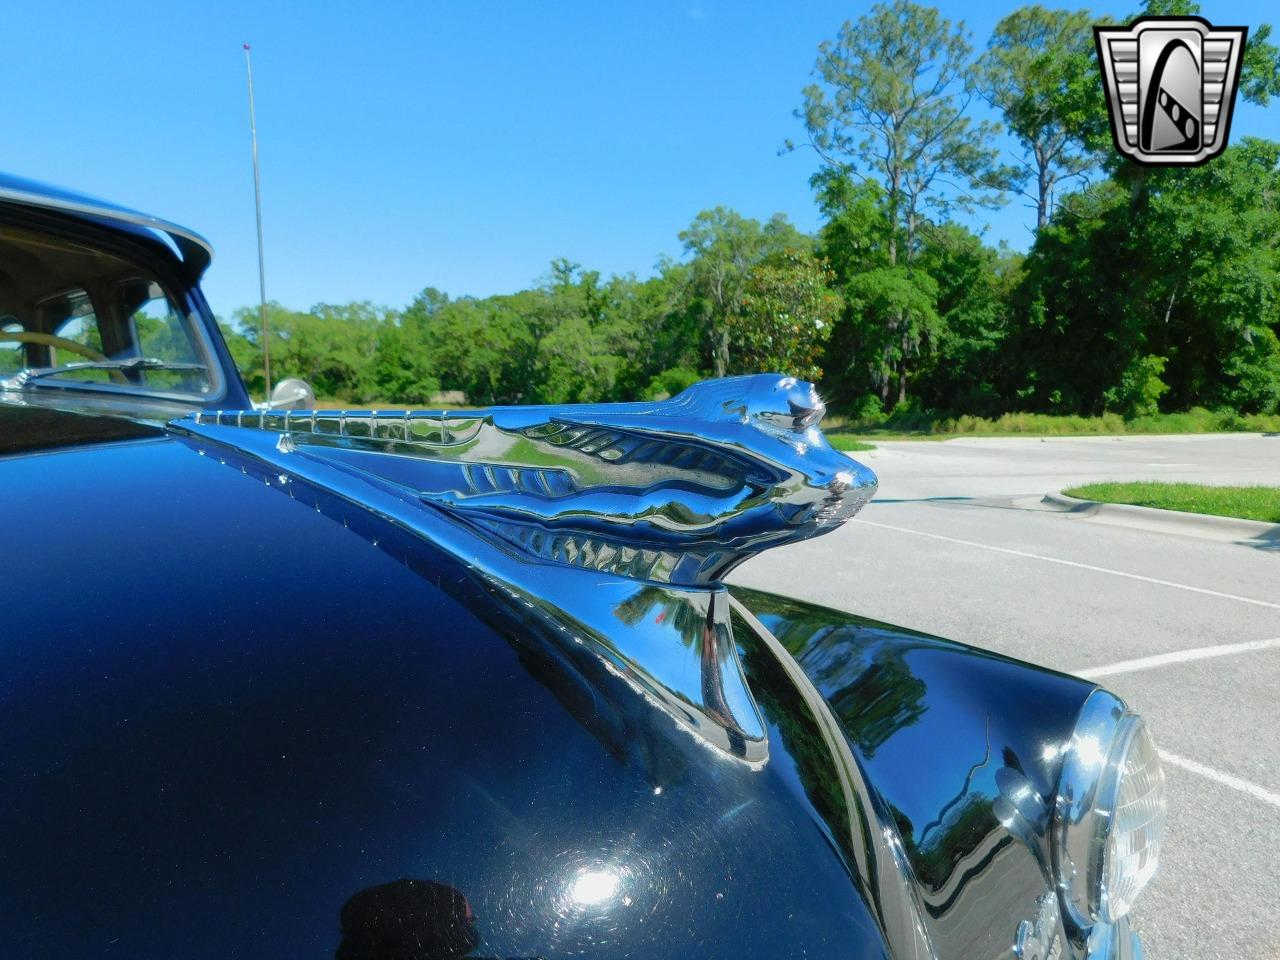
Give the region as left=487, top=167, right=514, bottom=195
left=0, top=403, right=1096, bottom=959
left=0, top=405, right=902, bottom=959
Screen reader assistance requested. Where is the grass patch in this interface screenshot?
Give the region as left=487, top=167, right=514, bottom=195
left=828, top=435, right=876, bottom=452
left=824, top=405, right=1280, bottom=440
left=1063, top=482, right=1280, bottom=523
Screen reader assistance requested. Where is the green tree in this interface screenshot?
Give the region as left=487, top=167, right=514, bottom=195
left=421, top=295, right=535, bottom=404
left=403, top=286, right=451, bottom=329
left=616, top=270, right=700, bottom=399
left=365, top=321, right=439, bottom=405
left=227, top=300, right=436, bottom=405
left=678, top=208, right=808, bottom=377
left=797, top=0, right=1008, bottom=405
left=810, top=171, right=1013, bottom=413
left=1006, top=178, right=1148, bottom=412
left=217, top=319, right=263, bottom=395
left=404, top=265, right=685, bottom=406
left=844, top=268, right=941, bottom=404
left=1136, top=139, right=1280, bottom=414
left=726, top=250, right=841, bottom=381
left=532, top=261, right=640, bottom=404
left=811, top=170, right=890, bottom=289
left=913, top=225, right=1020, bottom=413
left=1103, top=354, right=1169, bottom=417
left=978, top=5, right=1097, bottom=230
left=279, top=302, right=387, bottom=400
left=811, top=171, right=895, bottom=404
left=1008, top=139, right=1280, bottom=415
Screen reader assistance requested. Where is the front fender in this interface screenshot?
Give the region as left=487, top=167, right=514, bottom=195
left=732, top=586, right=1100, bottom=960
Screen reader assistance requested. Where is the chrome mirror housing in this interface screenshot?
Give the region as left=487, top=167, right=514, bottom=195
left=266, top=377, right=315, bottom=410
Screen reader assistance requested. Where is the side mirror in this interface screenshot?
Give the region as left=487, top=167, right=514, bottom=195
left=267, top=377, right=316, bottom=410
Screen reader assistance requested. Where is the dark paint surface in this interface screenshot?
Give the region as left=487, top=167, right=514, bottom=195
left=0, top=404, right=161, bottom=454
left=1, top=406, right=1095, bottom=958
left=2, top=418, right=888, bottom=959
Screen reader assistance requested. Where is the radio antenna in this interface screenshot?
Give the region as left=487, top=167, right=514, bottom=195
left=243, top=42, right=271, bottom=402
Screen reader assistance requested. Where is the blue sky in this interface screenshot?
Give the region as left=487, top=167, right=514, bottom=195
left=6, top=1, right=1278, bottom=317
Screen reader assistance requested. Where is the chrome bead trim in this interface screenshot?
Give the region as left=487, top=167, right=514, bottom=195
left=186, top=375, right=877, bottom=587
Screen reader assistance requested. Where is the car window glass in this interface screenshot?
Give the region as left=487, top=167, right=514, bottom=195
left=119, top=280, right=212, bottom=393
left=0, top=319, right=23, bottom=372
left=127, top=282, right=194, bottom=358
left=0, top=224, right=218, bottom=400
left=44, top=289, right=110, bottom=382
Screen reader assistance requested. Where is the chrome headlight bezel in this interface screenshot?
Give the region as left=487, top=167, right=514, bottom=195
left=1053, top=690, right=1166, bottom=929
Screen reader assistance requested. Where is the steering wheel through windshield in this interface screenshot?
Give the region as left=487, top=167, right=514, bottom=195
left=0, top=331, right=129, bottom=384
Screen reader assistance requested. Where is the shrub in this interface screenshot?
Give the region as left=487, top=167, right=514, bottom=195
left=1104, top=355, right=1169, bottom=418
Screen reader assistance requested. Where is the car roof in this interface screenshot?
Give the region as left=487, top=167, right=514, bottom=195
left=0, top=171, right=213, bottom=282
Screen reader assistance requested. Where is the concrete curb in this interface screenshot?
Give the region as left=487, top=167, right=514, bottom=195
left=1042, top=491, right=1278, bottom=542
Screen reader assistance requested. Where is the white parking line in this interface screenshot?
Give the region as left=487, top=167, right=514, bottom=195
left=853, top=518, right=1280, bottom=610
left=1073, top=637, right=1280, bottom=679
left=1159, top=750, right=1280, bottom=810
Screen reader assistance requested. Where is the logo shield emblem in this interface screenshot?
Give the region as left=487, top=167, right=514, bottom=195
left=1095, top=16, right=1247, bottom=166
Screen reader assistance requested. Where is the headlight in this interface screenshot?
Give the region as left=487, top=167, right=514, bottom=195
left=1054, top=690, right=1167, bottom=928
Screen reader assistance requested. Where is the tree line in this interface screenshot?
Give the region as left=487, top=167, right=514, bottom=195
left=221, top=0, right=1280, bottom=418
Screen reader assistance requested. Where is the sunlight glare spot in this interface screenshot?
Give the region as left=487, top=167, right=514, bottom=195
left=569, top=868, right=621, bottom=907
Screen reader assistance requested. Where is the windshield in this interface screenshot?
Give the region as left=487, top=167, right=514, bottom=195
left=0, top=225, right=218, bottom=400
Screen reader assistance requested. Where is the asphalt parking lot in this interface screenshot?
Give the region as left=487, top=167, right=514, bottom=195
left=729, top=434, right=1280, bottom=960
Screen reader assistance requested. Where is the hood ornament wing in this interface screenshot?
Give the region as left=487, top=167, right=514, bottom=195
left=171, top=375, right=876, bottom=764
left=184, top=374, right=876, bottom=587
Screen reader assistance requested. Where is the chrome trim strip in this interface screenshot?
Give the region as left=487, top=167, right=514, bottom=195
left=183, top=375, right=878, bottom=587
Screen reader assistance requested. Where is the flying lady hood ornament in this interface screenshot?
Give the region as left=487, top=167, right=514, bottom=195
left=173, top=376, right=875, bottom=762
left=180, top=375, right=877, bottom=587
left=1095, top=16, right=1247, bottom=166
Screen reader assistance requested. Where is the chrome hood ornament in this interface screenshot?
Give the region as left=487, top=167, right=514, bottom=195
left=186, top=375, right=876, bottom=586
left=172, top=375, right=875, bottom=764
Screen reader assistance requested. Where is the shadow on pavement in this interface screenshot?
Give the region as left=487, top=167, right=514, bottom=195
left=1242, top=525, right=1280, bottom=553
